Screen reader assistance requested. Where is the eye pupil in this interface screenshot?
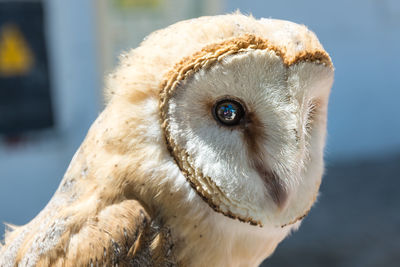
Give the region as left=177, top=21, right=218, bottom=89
left=218, top=104, right=236, bottom=121
left=213, top=99, right=245, bottom=126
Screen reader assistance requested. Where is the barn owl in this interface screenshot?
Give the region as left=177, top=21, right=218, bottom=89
left=0, top=13, right=333, bottom=266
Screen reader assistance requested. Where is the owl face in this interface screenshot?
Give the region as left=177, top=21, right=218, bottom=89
left=160, top=35, right=333, bottom=227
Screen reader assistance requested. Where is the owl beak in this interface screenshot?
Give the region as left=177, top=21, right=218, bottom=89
left=253, top=161, right=288, bottom=210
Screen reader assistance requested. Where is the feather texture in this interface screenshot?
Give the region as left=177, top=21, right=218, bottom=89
left=0, top=13, right=333, bottom=267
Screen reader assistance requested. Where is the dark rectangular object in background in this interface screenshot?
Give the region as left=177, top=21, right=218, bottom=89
left=0, top=1, right=53, bottom=135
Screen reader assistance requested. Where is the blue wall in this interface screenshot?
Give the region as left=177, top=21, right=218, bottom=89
left=225, top=0, right=400, bottom=159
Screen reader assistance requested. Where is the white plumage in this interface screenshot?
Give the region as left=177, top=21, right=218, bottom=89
left=0, top=13, right=333, bottom=266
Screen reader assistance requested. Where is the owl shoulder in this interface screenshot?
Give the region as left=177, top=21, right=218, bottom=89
left=33, top=199, right=176, bottom=267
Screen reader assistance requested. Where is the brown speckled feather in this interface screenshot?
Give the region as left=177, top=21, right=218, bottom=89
left=13, top=200, right=174, bottom=267
left=0, top=136, right=177, bottom=267
left=36, top=200, right=176, bottom=267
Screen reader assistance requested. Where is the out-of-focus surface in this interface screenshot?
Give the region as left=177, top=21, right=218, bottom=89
left=0, top=0, right=101, bottom=226
left=262, top=152, right=400, bottom=267
left=0, top=0, right=399, bottom=266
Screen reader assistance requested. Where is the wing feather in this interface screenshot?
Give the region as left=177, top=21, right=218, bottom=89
left=32, top=199, right=175, bottom=267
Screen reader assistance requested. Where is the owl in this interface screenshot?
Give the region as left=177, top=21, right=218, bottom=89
left=0, top=13, right=333, bottom=267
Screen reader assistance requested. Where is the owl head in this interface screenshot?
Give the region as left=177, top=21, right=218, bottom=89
left=106, top=13, right=334, bottom=228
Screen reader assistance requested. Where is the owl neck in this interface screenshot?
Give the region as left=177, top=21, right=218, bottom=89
left=159, top=189, right=291, bottom=266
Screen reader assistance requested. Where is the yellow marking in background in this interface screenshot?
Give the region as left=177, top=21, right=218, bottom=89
left=0, top=23, right=34, bottom=77
left=113, top=0, right=161, bottom=9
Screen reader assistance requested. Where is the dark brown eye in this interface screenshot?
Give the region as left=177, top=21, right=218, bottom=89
left=212, top=99, right=245, bottom=126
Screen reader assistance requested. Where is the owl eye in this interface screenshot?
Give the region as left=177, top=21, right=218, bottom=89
left=212, top=99, right=245, bottom=126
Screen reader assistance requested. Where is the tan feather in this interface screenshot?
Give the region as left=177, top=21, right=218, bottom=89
left=0, top=13, right=333, bottom=267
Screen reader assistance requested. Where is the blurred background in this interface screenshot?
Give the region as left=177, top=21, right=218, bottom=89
left=0, top=0, right=399, bottom=266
